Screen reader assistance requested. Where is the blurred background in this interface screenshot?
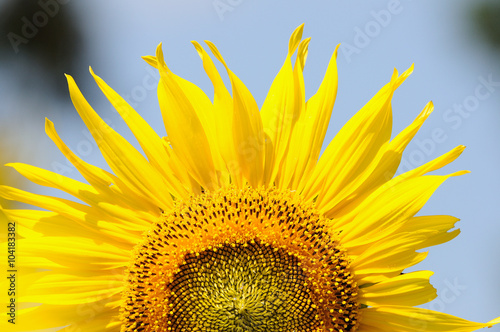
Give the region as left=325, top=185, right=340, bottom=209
left=1, top=0, right=499, bottom=330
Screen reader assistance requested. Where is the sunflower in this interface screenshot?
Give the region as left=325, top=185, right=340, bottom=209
left=1, top=24, right=499, bottom=332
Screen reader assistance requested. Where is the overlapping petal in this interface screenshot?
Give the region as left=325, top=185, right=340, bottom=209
left=360, top=271, right=437, bottom=306
left=361, top=306, right=500, bottom=332
left=66, top=75, right=175, bottom=210
left=301, top=66, right=412, bottom=208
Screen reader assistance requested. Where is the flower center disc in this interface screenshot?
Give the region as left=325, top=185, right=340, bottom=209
left=171, top=241, right=316, bottom=330
left=121, top=187, right=359, bottom=332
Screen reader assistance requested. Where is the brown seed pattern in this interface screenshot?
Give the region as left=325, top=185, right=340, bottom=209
left=121, top=187, right=359, bottom=332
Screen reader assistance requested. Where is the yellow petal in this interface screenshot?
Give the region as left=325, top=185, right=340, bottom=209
left=360, top=271, right=437, bottom=306
left=415, top=229, right=461, bottom=249
left=290, top=44, right=339, bottom=190
left=205, top=40, right=266, bottom=187
left=19, top=273, right=122, bottom=305
left=165, top=69, right=227, bottom=181
left=155, top=44, right=220, bottom=190
left=399, top=145, right=466, bottom=180
left=58, top=310, right=120, bottom=331
left=0, top=302, right=112, bottom=331
left=323, top=101, right=434, bottom=216
left=7, top=162, right=99, bottom=202
left=351, top=232, right=429, bottom=284
left=260, top=24, right=304, bottom=185
left=191, top=41, right=236, bottom=182
left=360, top=306, right=500, bottom=332
left=45, top=118, right=159, bottom=215
left=326, top=145, right=466, bottom=219
left=4, top=208, right=79, bottom=238
left=400, top=215, right=461, bottom=249
left=337, top=173, right=463, bottom=249
left=276, top=37, right=311, bottom=189
left=17, top=236, right=129, bottom=271
left=90, top=68, right=190, bottom=199
left=0, top=186, right=148, bottom=243
left=66, top=75, right=174, bottom=210
left=303, top=66, right=414, bottom=209
left=4, top=207, right=141, bottom=248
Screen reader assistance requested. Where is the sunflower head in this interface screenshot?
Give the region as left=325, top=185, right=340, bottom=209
left=121, top=186, right=358, bottom=331
left=1, top=24, right=499, bottom=332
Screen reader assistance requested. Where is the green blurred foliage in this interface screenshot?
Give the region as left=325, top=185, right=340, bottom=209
left=0, top=0, right=84, bottom=97
left=471, top=0, right=500, bottom=49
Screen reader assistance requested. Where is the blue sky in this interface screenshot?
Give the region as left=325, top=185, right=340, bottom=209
left=1, top=0, right=499, bottom=330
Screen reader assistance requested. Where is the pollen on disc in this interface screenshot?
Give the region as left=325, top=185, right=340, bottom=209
left=120, top=186, right=359, bottom=332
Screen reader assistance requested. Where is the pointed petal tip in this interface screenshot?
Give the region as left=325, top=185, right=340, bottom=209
left=451, top=145, right=467, bottom=157
left=418, top=270, right=435, bottom=277
left=64, top=74, right=77, bottom=87
left=44, top=117, right=53, bottom=125
left=292, top=23, right=305, bottom=36
left=487, top=316, right=500, bottom=327
left=401, top=64, right=414, bottom=78
left=416, top=101, right=434, bottom=118
left=155, top=42, right=164, bottom=57
left=141, top=55, right=159, bottom=69
left=302, top=36, right=312, bottom=45
left=450, top=170, right=470, bottom=177
left=204, top=41, right=226, bottom=66
left=289, top=24, right=305, bottom=54
left=191, top=41, right=203, bottom=55
left=390, top=68, right=399, bottom=83
left=155, top=44, right=167, bottom=69
left=44, top=118, right=55, bottom=137
left=297, top=37, right=312, bottom=63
